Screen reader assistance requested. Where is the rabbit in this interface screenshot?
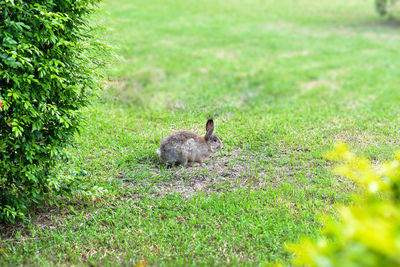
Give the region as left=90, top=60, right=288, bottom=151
left=157, top=119, right=223, bottom=165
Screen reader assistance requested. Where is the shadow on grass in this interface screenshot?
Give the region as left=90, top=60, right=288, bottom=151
left=349, top=17, right=400, bottom=31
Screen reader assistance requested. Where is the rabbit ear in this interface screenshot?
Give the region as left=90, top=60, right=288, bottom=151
left=205, top=119, right=214, bottom=140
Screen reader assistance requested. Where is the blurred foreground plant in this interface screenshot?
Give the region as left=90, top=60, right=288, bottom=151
left=376, top=0, right=400, bottom=18
left=288, top=143, right=400, bottom=266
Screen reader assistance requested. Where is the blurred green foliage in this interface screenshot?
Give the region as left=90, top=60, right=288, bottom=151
left=289, top=143, right=400, bottom=266
left=376, top=0, right=400, bottom=18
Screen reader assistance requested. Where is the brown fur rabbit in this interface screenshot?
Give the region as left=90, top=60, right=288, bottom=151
left=157, top=119, right=223, bottom=165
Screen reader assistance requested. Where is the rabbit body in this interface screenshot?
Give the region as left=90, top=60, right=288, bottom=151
left=157, top=119, right=222, bottom=165
left=157, top=131, right=211, bottom=165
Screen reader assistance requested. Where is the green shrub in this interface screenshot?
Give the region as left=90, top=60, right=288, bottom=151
left=0, top=0, right=107, bottom=222
left=375, top=0, right=400, bottom=18
left=288, top=143, right=400, bottom=266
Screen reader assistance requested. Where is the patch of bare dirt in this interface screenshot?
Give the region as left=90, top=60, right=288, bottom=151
left=277, top=50, right=309, bottom=59
left=333, top=130, right=398, bottom=147
left=123, top=150, right=272, bottom=198
left=299, top=80, right=336, bottom=95
left=102, top=79, right=127, bottom=91
left=262, top=21, right=400, bottom=41
left=0, top=206, right=64, bottom=241
left=343, top=94, right=377, bottom=111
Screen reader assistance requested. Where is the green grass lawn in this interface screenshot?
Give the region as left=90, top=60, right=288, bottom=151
left=2, top=0, right=400, bottom=265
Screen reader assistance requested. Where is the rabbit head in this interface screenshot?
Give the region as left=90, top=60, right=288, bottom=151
left=204, top=119, right=223, bottom=152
